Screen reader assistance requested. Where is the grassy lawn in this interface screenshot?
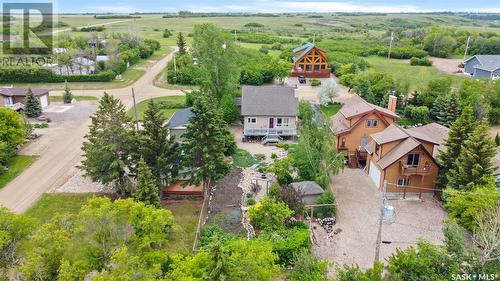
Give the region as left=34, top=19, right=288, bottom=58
left=364, top=56, right=465, bottom=91
left=128, top=95, right=186, bottom=121
left=0, top=155, right=37, bottom=189
left=25, top=193, right=95, bottom=224
left=163, top=200, right=202, bottom=255
left=232, top=149, right=259, bottom=168
left=320, top=104, right=342, bottom=117
left=49, top=95, right=98, bottom=102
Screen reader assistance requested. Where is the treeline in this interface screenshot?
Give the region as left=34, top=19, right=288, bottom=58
left=163, top=11, right=279, bottom=18
left=0, top=68, right=116, bottom=83
left=93, top=14, right=141, bottom=19
left=78, top=26, right=106, bottom=32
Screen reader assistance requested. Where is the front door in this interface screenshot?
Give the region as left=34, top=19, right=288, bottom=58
left=269, top=117, right=275, bottom=129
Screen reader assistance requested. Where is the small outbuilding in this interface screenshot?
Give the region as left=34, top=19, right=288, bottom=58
left=464, top=55, right=500, bottom=79
left=0, top=87, right=50, bottom=109
left=290, top=181, right=325, bottom=205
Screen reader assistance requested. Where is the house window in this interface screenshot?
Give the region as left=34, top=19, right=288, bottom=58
left=341, top=137, right=346, bottom=148
left=397, top=178, right=410, bottom=186
left=4, top=97, right=13, bottom=106
left=366, top=119, right=378, bottom=127
left=276, top=117, right=290, bottom=127
left=375, top=143, right=380, bottom=155
left=360, top=136, right=368, bottom=147
left=314, top=64, right=320, bottom=71
left=407, top=153, right=420, bottom=166
left=306, top=64, right=311, bottom=71
left=247, top=117, right=257, bottom=124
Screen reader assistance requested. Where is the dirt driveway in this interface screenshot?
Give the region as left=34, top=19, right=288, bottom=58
left=312, top=168, right=447, bottom=271
left=430, top=57, right=464, bottom=76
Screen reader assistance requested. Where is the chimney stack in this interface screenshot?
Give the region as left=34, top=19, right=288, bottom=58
left=388, top=95, right=397, bottom=113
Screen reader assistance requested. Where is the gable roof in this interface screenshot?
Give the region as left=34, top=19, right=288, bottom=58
left=290, top=181, right=324, bottom=196
left=167, top=108, right=194, bottom=129
left=377, top=138, right=421, bottom=169
left=465, top=55, right=500, bottom=73
left=241, top=86, right=298, bottom=116
left=406, top=123, right=449, bottom=147
left=0, top=87, right=49, bottom=97
left=292, top=42, right=326, bottom=63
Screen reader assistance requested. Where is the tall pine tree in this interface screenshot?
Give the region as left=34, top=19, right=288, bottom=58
left=81, top=93, right=137, bottom=195
left=430, top=94, right=447, bottom=125
left=181, top=94, right=232, bottom=196
left=134, top=158, right=161, bottom=208
left=436, top=106, right=476, bottom=188
left=62, top=81, right=74, bottom=104
left=177, top=32, right=187, bottom=55
left=140, top=99, right=179, bottom=186
left=24, top=88, right=42, bottom=118
left=447, top=120, right=497, bottom=191
left=445, top=92, right=460, bottom=127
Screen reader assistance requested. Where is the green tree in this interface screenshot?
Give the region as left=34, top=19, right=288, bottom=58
left=423, top=27, right=457, bottom=57
left=24, top=88, right=42, bottom=118
left=270, top=58, right=290, bottom=83
left=0, top=208, right=34, bottom=277
left=495, top=133, right=500, bottom=146
left=0, top=108, right=25, bottom=167
left=177, top=32, right=187, bottom=55
left=192, top=23, right=239, bottom=102
left=430, top=93, right=447, bottom=125
left=447, top=120, right=497, bottom=191
left=181, top=94, right=233, bottom=196
left=336, top=263, right=383, bottom=281
left=62, top=81, right=74, bottom=104
left=205, top=240, right=232, bottom=281
left=134, top=159, right=161, bottom=208
left=248, top=197, right=294, bottom=232
left=140, top=99, right=179, bottom=186
left=436, top=106, right=475, bottom=189
left=81, top=93, right=137, bottom=195
left=288, top=250, right=329, bottom=281
left=445, top=92, right=461, bottom=126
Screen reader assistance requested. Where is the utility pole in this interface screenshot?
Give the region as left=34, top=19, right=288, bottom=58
left=375, top=180, right=387, bottom=262
left=463, top=36, right=471, bottom=61
left=388, top=32, right=394, bottom=60
left=131, top=88, right=139, bottom=131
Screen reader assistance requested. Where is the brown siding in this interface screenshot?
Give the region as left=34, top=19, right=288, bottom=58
left=339, top=113, right=393, bottom=152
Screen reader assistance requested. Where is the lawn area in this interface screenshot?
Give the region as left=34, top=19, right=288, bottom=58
left=128, top=95, right=186, bottom=121
left=232, top=149, right=259, bottom=168
left=25, top=193, right=95, bottom=224
left=0, top=155, right=37, bottom=189
left=320, top=104, right=342, bottom=117
left=49, top=95, right=98, bottom=102
left=163, top=200, right=202, bottom=255
left=364, top=56, right=465, bottom=91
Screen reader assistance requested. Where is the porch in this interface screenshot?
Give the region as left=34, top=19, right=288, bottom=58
left=243, top=127, right=297, bottom=137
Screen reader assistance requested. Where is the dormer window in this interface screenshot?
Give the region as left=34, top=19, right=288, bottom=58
left=366, top=119, right=378, bottom=128
left=407, top=153, right=420, bottom=166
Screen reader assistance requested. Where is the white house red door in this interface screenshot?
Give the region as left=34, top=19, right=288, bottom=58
left=269, top=117, right=275, bottom=129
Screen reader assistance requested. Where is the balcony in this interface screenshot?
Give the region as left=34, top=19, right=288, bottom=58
left=244, top=127, right=297, bottom=137
left=400, top=162, right=431, bottom=175
left=291, top=68, right=331, bottom=78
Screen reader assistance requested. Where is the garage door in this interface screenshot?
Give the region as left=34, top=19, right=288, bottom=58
left=40, top=95, right=49, bottom=108
left=369, top=161, right=381, bottom=188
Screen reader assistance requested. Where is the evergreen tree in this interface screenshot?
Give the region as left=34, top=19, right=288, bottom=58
left=81, top=93, right=137, bottom=195
left=62, top=81, right=74, bottom=104
left=134, top=159, right=161, bottom=208
left=181, top=94, right=232, bottom=196
left=447, top=120, right=497, bottom=191
left=205, top=240, right=232, bottom=281
left=430, top=94, right=447, bottom=125
left=495, top=133, right=500, bottom=147
left=24, top=88, right=42, bottom=118
left=177, top=32, right=187, bottom=55
left=436, top=107, right=475, bottom=189
left=445, top=92, right=460, bottom=127
left=140, top=99, right=179, bottom=186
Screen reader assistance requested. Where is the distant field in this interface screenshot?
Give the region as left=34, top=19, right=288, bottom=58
left=364, top=56, right=466, bottom=91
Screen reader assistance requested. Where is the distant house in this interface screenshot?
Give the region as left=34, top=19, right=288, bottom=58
left=330, top=95, right=400, bottom=168
left=0, top=87, right=50, bottom=110
left=464, top=55, right=500, bottom=79
left=167, top=108, right=194, bottom=142
left=291, top=42, right=330, bottom=78
left=290, top=181, right=325, bottom=205
left=49, top=57, right=96, bottom=75
left=365, top=123, right=449, bottom=193
left=241, top=85, right=298, bottom=144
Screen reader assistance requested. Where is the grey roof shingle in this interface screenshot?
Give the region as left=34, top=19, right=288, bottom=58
left=467, top=55, right=500, bottom=72
left=0, top=87, right=49, bottom=97
left=290, top=181, right=324, bottom=196
left=167, top=108, right=194, bottom=129
left=241, top=86, right=298, bottom=116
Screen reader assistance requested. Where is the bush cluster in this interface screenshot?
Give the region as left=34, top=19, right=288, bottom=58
left=410, top=57, right=433, bottom=66
left=0, top=68, right=116, bottom=83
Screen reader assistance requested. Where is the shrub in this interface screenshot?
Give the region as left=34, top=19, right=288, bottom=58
left=199, top=224, right=237, bottom=248
left=377, top=46, right=428, bottom=59
left=247, top=196, right=256, bottom=206
left=259, top=227, right=311, bottom=265
left=310, top=79, right=321, bottom=87
left=268, top=183, right=281, bottom=198
left=489, top=107, right=500, bottom=125
left=276, top=186, right=305, bottom=217
left=315, top=192, right=336, bottom=219
left=0, top=68, right=116, bottom=83
left=410, top=57, right=433, bottom=66
left=288, top=250, right=330, bottom=281
left=248, top=197, right=294, bottom=231
left=163, top=29, right=173, bottom=38
left=254, top=153, right=266, bottom=161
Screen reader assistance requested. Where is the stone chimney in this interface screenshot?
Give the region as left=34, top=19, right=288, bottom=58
left=387, top=95, right=397, bottom=113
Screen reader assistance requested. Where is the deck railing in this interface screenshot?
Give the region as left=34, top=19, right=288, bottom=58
left=400, top=162, right=431, bottom=175
left=244, top=127, right=297, bottom=136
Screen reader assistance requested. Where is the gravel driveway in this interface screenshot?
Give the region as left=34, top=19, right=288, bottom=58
left=312, top=168, right=447, bottom=272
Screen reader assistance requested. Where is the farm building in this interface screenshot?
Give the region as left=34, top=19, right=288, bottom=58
left=464, top=55, right=500, bottom=79
left=0, top=87, right=50, bottom=110
left=291, top=43, right=330, bottom=78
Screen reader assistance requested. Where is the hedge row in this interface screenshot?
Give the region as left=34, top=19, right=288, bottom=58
left=0, top=68, right=116, bottom=83
left=410, top=57, right=433, bottom=66
left=376, top=46, right=428, bottom=59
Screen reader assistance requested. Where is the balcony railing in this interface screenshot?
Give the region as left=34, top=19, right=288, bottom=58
left=400, top=162, right=431, bottom=175
left=244, top=127, right=297, bottom=136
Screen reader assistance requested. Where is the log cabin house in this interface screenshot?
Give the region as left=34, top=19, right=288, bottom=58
left=291, top=43, right=331, bottom=78
left=365, top=123, right=449, bottom=193
left=330, top=95, right=400, bottom=168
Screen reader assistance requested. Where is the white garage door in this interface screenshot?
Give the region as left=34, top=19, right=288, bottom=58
left=369, top=161, right=381, bottom=188
left=40, top=95, right=49, bottom=108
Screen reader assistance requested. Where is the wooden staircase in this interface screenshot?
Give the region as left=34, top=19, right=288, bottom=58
left=261, top=134, right=281, bottom=145
left=348, top=150, right=358, bottom=168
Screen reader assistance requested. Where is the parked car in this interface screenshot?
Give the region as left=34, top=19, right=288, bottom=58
left=298, top=76, right=307, bottom=84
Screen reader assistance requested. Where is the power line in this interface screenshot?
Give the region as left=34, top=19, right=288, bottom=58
left=385, top=182, right=498, bottom=196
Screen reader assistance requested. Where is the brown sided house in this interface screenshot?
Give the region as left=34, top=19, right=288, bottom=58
left=365, top=123, right=449, bottom=193
left=330, top=95, right=400, bottom=168
left=0, top=87, right=50, bottom=111
left=291, top=43, right=330, bottom=78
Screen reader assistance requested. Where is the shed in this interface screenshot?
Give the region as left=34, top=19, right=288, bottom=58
left=290, top=181, right=324, bottom=205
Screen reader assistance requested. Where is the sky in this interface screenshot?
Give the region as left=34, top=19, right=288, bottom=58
left=50, top=0, right=500, bottom=14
